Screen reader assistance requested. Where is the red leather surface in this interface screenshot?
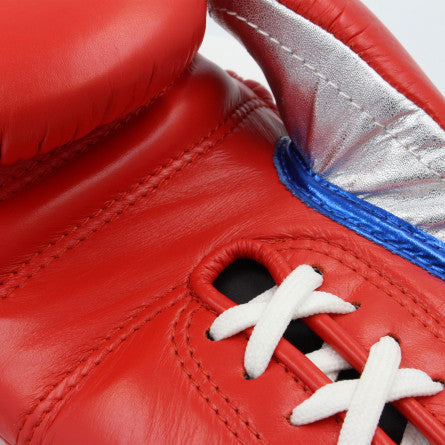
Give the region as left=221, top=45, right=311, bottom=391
left=0, top=55, right=443, bottom=444
left=278, top=0, right=445, bottom=129
left=0, top=0, right=206, bottom=164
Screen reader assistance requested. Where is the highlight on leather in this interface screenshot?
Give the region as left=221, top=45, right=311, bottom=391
left=0, top=1, right=444, bottom=444
left=0, top=0, right=206, bottom=164
left=209, top=0, right=445, bottom=242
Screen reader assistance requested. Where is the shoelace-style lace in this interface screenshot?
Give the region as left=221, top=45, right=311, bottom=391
left=209, top=265, right=443, bottom=445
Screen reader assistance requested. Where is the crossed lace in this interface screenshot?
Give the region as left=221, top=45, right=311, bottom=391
left=209, top=265, right=443, bottom=445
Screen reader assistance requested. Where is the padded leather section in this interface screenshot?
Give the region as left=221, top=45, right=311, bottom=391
left=0, top=56, right=443, bottom=444
left=278, top=0, right=445, bottom=129
left=0, top=0, right=206, bottom=164
left=0, top=56, right=285, bottom=445
left=192, top=243, right=445, bottom=443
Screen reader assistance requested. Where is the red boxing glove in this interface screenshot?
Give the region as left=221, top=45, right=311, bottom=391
left=0, top=0, right=444, bottom=444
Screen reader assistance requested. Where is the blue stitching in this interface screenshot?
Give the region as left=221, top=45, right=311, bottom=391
left=275, top=138, right=445, bottom=279
left=278, top=150, right=433, bottom=267
left=307, top=158, right=441, bottom=247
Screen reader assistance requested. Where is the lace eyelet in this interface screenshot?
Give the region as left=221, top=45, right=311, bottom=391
left=311, top=266, right=323, bottom=276
left=285, top=412, right=296, bottom=426
left=244, top=372, right=254, bottom=380
left=387, top=333, right=402, bottom=344
left=205, top=329, right=215, bottom=341
left=351, top=301, right=361, bottom=309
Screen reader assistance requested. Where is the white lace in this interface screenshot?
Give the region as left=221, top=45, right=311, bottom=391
left=209, top=265, right=443, bottom=444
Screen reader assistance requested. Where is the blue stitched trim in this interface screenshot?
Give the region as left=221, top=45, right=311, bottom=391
left=274, top=137, right=445, bottom=280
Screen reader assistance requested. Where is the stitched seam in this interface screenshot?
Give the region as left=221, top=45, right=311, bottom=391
left=279, top=150, right=443, bottom=276
left=186, top=305, right=264, bottom=441
left=213, top=7, right=445, bottom=181
left=1, top=98, right=270, bottom=300
left=301, top=149, right=442, bottom=247
left=188, top=289, right=343, bottom=427
left=285, top=241, right=444, bottom=335
left=286, top=169, right=443, bottom=276
left=306, top=193, right=443, bottom=274
left=272, top=238, right=444, bottom=425
left=276, top=0, right=445, bottom=129
left=0, top=146, right=88, bottom=202
left=0, top=151, right=74, bottom=191
left=189, top=290, right=314, bottom=399
left=278, top=145, right=444, bottom=258
left=277, top=145, right=440, bottom=273
left=17, top=283, right=183, bottom=436
left=266, top=236, right=444, bottom=342
left=313, top=171, right=443, bottom=250
left=171, top=298, right=246, bottom=444
left=228, top=72, right=279, bottom=114
left=19, top=284, right=187, bottom=444
left=0, top=69, right=185, bottom=196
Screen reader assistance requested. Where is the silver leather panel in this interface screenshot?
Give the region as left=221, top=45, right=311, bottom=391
left=209, top=0, right=445, bottom=241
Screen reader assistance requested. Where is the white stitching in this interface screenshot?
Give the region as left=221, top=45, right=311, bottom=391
left=212, top=7, right=445, bottom=181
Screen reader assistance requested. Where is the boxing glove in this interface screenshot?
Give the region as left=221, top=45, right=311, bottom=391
left=0, top=0, right=444, bottom=444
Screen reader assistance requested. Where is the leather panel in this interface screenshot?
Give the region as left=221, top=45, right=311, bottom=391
left=0, top=0, right=206, bottom=164
left=0, top=56, right=442, bottom=444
